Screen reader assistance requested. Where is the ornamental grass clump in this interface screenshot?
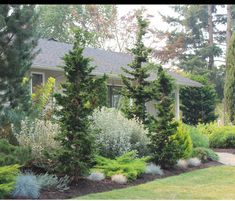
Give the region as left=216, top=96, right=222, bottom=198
left=176, top=159, right=188, bottom=169
left=145, top=163, right=164, bottom=175
left=187, top=157, right=201, bottom=167
left=111, top=174, right=127, bottom=184
left=87, top=172, right=105, bottom=181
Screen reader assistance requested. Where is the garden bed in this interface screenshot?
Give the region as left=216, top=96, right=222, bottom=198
left=34, top=160, right=222, bottom=200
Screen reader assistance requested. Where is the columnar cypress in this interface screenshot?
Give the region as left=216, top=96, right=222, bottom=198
left=148, top=66, right=181, bottom=169
left=54, top=30, right=107, bottom=180
left=120, top=14, right=152, bottom=124
left=224, top=32, right=235, bottom=123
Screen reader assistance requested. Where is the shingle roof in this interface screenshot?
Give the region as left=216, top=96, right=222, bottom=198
left=32, top=39, right=202, bottom=87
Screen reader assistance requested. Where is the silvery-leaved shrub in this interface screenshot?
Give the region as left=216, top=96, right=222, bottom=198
left=87, top=172, right=105, bottom=181
left=11, top=174, right=40, bottom=199
left=176, top=159, right=188, bottom=169
left=145, top=163, right=164, bottom=175
left=111, top=174, right=127, bottom=184
left=13, top=118, right=60, bottom=159
left=187, top=157, right=201, bottom=167
left=90, top=107, right=150, bottom=158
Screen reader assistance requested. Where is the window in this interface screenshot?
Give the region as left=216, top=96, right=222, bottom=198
left=108, top=86, right=122, bottom=108
left=31, top=72, right=44, bottom=93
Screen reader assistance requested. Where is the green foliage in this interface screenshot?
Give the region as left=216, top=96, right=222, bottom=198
left=187, top=125, right=209, bottom=148
left=54, top=29, right=107, bottom=180
left=196, top=121, right=219, bottom=137
left=209, top=126, right=235, bottom=148
left=0, top=5, right=38, bottom=124
left=192, top=147, right=219, bottom=162
left=92, top=151, right=149, bottom=181
left=174, top=123, right=193, bottom=159
left=120, top=14, right=152, bottom=124
left=180, top=74, right=217, bottom=125
left=0, top=139, right=31, bottom=166
left=31, top=77, right=55, bottom=119
left=148, top=66, right=182, bottom=169
left=0, top=164, right=20, bottom=199
left=224, top=32, right=235, bottom=123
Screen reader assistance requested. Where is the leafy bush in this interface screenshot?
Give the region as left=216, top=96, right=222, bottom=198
left=90, top=107, right=150, bottom=158
left=111, top=174, right=127, bottom=184
left=0, top=164, right=20, bottom=199
left=175, top=123, right=193, bottom=159
left=187, top=158, right=201, bottom=167
left=11, top=173, right=40, bottom=199
left=176, top=159, right=188, bottom=169
left=188, top=126, right=209, bottom=148
left=14, top=118, right=60, bottom=161
left=192, top=147, right=219, bottom=162
left=92, top=151, right=149, bottom=181
left=145, top=163, right=164, bottom=175
left=209, top=126, right=235, bottom=148
left=88, top=172, right=105, bottom=181
left=196, top=122, right=219, bottom=137
left=0, top=139, right=31, bottom=166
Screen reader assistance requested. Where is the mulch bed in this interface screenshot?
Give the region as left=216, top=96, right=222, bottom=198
left=33, top=160, right=222, bottom=199
left=213, top=148, right=235, bottom=155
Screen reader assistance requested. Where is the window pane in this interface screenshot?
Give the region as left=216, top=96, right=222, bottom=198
left=32, top=73, right=43, bottom=93
left=109, top=86, right=122, bottom=108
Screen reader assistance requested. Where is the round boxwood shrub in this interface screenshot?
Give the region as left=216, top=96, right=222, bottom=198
left=192, top=147, right=218, bottom=162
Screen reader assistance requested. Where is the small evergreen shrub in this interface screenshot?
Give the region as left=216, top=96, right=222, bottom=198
left=187, top=158, right=201, bottom=167
left=88, top=172, right=105, bottom=181
left=209, top=126, right=235, bottom=148
left=196, top=122, right=219, bottom=137
left=0, top=139, right=31, bottom=166
left=192, top=147, right=219, bottom=162
left=175, top=123, right=193, bottom=159
left=111, top=174, right=127, bottom=184
left=188, top=126, right=209, bottom=148
left=90, top=107, right=150, bottom=158
left=176, top=159, right=188, bottom=169
left=145, top=163, right=164, bottom=175
left=0, top=164, right=19, bottom=199
left=92, top=151, right=148, bottom=181
left=11, top=174, right=40, bottom=199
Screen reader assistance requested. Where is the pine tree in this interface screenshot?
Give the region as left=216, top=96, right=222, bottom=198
left=54, top=30, right=107, bottom=180
left=120, top=14, right=152, bottom=124
left=0, top=5, right=38, bottom=120
left=148, top=65, right=181, bottom=169
left=224, top=32, right=235, bottom=123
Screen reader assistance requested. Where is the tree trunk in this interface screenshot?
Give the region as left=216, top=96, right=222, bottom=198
left=226, top=4, right=232, bottom=61
left=208, top=4, right=214, bottom=69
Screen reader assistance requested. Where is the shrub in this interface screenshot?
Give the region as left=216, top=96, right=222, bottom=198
left=145, top=163, right=164, bottom=175
left=92, top=151, right=149, bottom=181
left=14, top=118, right=60, bottom=160
left=209, top=126, right=235, bottom=148
left=11, top=174, right=40, bottom=199
left=176, top=159, right=188, bottom=169
left=192, top=147, right=219, bottom=162
left=187, top=158, right=201, bottom=167
left=0, top=165, right=20, bottom=199
left=90, top=107, right=150, bottom=158
left=111, top=174, right=127, bottom=184
left=36, top=173, right=70, bottom=192
left=88, top=172, right=105, bottom=181
left=0, top=139, right=31, bottom=166
left=174, top=123, right=193, bottom=159
left=196, top=122, right=219, bottom=137
left=188, top=126, right=209, bottom=148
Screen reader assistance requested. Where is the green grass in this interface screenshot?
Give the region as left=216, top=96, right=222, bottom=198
left=74, top=166, right=235, bottom=200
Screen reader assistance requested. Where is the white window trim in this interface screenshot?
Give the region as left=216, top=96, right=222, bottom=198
left=30, top=71, right=45, bottom=94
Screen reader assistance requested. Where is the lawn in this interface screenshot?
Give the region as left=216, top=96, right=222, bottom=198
left=75, top=165, right=235, bottom=200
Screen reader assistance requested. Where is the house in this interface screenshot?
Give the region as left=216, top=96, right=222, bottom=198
left=31, top=38, right=203, bottom=120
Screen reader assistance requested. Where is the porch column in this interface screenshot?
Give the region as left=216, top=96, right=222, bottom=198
left=175, top=84, right=180, bottom=121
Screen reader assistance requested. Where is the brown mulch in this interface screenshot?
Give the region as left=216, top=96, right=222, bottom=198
left=33, top=160, right=222, bottom=200
left=213, top=148, right=235, bottom=155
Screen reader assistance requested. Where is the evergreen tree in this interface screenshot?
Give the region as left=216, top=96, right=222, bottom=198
left=148, top=65, right=181, bottom=169
left=54, top=30, right=107, bottom=180
left=224, top=32, right=235, bottom=123
left=0, top=5, right=38, bottom=127
left=181, top=74, right=217, bottom=125
left=120, top=14, right=152, bottom=124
